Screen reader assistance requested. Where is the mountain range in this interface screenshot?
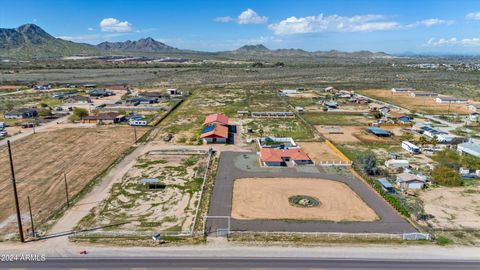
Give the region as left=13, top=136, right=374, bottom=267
left=0, top=24, right=391, bottom=59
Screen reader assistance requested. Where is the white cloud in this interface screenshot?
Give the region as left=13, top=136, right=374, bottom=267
left=237, top=8, right=268, bottom=24
left=100, top=18, right=133, bottom=32
left=417, top=18, right=454, bottom=27
left=87, top=27, right=94, bottom=31
left=268, top=14, right=400, bottom=35
left=425, top=37, right=480, bottom=47
left=214, top=8, right=267, bottom=24
left=269, top=14, right=454, bottom=35
left=213, top=16, right=234, bottom=23
left=466, top=12, right=480, bottom=20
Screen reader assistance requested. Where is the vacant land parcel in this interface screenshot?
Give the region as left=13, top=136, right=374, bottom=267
left=76, top=150, right=209, bottom=233
left=420, top=187, right=480, bottom=230
left=0, top=126, right=146, bottom=239
left=359, top=89, right=471, bottom=114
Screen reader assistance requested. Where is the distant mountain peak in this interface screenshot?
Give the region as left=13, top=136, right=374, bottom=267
left=0, top=24, right=98, bottom=58
left=236, top=44, right=270, bottom=52
left=96, top=37, right=178, bottom=52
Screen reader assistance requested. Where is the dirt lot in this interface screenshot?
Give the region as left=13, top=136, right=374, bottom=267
left=231, top=178, right=378, bottom=222
left=316, top=125, right=398, bottom=144
left=360, top=89, right=471, bottom=114
left=420, top=187, right=480, bottom=230
left=76, top=150, right=208, bottom=233
left=0, top=126, right=146, bottom=239
left=298, top=142, right=343, bottom=163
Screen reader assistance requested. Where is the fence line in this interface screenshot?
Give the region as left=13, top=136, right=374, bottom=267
left=228, top=231, right=403, bottom=240
left=318, top=160, right=353, bottom=166
left=71, top=230, right=196, bottom=238
left=148, top=149, right=209, bottom=155
left=191, top=148, right=214, bottom=234
left=325, top=140, right=352, bottom=164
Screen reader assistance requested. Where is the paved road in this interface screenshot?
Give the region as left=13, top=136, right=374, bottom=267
left=207, top=152, right=414, bottom=234
left=2, top=257, right=480, bottom=270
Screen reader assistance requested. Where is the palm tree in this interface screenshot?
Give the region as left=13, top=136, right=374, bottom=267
left=430, top=136, right=439, bottom=149
left=418, top=136, right=428, bottom=147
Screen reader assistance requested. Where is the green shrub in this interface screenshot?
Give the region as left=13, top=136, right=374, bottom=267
left=435, top=235, right=452, bottom=246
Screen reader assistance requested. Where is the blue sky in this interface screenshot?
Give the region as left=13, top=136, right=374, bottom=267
left=2, top=0, right=480, bottom=54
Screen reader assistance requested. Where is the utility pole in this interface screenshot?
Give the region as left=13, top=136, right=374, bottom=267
left=133, top=125, right=137, bottom=143
left=63, top=172, right=70, bottom=207
left=7, top=140, right=24, bottom=243
left=27, top=196, right=35, bottom=238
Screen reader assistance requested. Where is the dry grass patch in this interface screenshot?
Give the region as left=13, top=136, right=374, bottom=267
left=298, top=142, right=344, bottom=163
left=420, top=187, right=480, bottom=230
left=360, top=89, right=470, bottom=114
left=0, top=126, right=146, bottom=239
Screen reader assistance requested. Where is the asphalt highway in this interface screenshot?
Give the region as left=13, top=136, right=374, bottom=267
left=1, top=257, right=480, bottom=270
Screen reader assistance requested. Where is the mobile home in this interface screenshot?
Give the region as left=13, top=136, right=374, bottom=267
left=402, top=141, right=420, bottom=154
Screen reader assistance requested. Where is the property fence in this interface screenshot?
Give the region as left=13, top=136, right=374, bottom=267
left=71, top=230, right=198, bottom=239
left=325, top=140, right=353, bottom=164
left=97, top=106, right=169, bottom=112
left=229, top=231, right=401, bottom=240
left=402, top=232, right=431, bottom=241
left=191, top=148, right=214, bottom=234
left=318, top=160, right=353, bottom=166
left=148, top=149, right=209, bottom=155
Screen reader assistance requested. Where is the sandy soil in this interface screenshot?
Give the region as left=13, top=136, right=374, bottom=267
left=316, top=126, right=362, bottom=143
left=286, top=91, right=320, bottom=98
left=298, top=142, right=343, bottom=163
left=231, top=178, right=378, bottom=222
left=420, top=187, right=480, bottom=229
left=316, top=125, right=398, bottom=144
left=0, top=126, right=146, bottom=239
left=75, top=151, right=208, bottom=233
left=360, top=89, right=471, bottom=114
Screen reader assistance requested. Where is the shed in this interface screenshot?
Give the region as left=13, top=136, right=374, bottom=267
left=377, top=178, right=394, bottom=192
left=367, top=127, right=391, bottom=137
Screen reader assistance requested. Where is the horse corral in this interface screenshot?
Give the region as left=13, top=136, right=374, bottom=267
left=231, top=178, right=378, bottom=222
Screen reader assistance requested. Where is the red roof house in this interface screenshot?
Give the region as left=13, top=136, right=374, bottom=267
left=204, top=113, right=229, bottom=126
left=260, top=148, right=313, bottom=166
left=200, top=124, right=229, bottom=143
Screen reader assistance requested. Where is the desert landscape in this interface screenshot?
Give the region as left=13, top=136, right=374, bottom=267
left=231, top=178, right=378, bottom=222
left=0, top=126, right=146, bottom=239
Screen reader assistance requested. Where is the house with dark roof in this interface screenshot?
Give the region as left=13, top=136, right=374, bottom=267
left=4, top=108, right=38, bottom=119
left=88, top=89, right=114, bottom=97
left=82, top=112, right=125, bottom=124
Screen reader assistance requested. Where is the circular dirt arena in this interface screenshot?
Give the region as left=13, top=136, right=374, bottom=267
left=231, top=178, right=378, bottom=222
